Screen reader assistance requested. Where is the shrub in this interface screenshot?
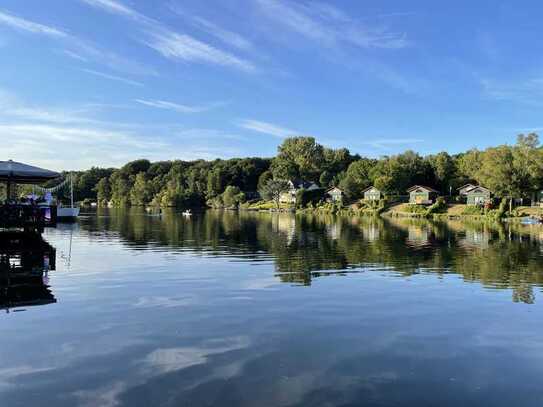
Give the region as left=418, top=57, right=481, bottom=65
left=296, top=188, right=325, bottom=208
left=461, top=205, right=484, bottom=215
left=404, top=204, right=427, bottom=214
left=426, top=197, right=447, bottom=215
left=222, top=186, right=246, bottom=208
left=495, top=198, right=508, bottom=219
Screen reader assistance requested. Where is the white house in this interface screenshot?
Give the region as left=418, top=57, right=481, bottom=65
left=326, top=187, right=344, bottom=203
left=280, top=179, right=320, bottom=203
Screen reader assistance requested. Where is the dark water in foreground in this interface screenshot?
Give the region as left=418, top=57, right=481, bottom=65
left=1, top=209, right=543, bottom=406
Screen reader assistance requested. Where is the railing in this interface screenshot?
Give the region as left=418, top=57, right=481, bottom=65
left=0, top=204, right=55, bottom=230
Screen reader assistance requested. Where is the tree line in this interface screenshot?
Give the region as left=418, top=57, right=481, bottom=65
left=59, top=133, right=543, bottom=208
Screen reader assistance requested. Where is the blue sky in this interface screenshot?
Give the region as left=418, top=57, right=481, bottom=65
left=1, top=0, right=542, bottom=170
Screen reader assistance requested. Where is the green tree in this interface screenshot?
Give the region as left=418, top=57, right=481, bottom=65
left=457, top=149, right=482, bottom=181
left=222, top=186, right=246, bottom=208
left=272, top=137, right=324, bottom=181
left=427, top=152, right=456, bottom=194
left=130, top=172, right=153, bottom=206
left=319, top=170, right=333, bottom=188
left=94, top=177, right=111, bottom=206
left=339, top=158, right=375, bottom=198
left=259, top=179, right=290, bottom=209
left=109, top=175, right=131, bottom=207
left=257, top=170, right=273, bottom=191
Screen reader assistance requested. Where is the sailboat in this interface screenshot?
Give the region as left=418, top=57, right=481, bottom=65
left=57, top=174, right=80, bottom=221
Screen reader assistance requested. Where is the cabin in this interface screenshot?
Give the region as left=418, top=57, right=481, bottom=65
left=407, top=185, right=439, bottom=205
left=280, top=179, right=320, bottom=204
left=326, top=187, right=343, bottom=203
left=465, top=186, right=492, bottom=205
left=362, top=186, right=382, bottom=201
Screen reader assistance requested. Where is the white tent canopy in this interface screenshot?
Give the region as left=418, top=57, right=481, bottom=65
left=0, top=160, right=60, bottom=184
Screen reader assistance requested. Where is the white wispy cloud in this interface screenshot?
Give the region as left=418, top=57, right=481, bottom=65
left=0, top=89, right=245, bottom=169
left=135, top=99, right=225, bottom=114
left=80, top=0, right=256, bottom=72
left=61, top=49, right=89, bottom=62
left=145, top=31, right=256, bottom=72
left=255, top=0, right=408, bottom=49
left=0, top=123, right=169, bottom=170
left=365, top=138, right=424, bottom=149
left=82, top=69, right=145, bottom=87
left=481, top=78, right=543, bottom=107
left=3, top=107, right=91, bottom=124
left=238, top=119, right=300, bottom=138
left=0, top=8, right=154, bottom=78
left=175, top=128, right=248, bottom=142
left=191, top=16, right=253, bottom=51
left=0, top=90, right=95, bottom=124
left=168, top=4, right=253, bottom=51
left=0, top=10, right=67, bottom=38
left=81, top=0, right=154, bottom=24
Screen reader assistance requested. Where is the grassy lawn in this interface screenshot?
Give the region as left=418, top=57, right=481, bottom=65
left=513, top=206, right=543, bottom=217
left=446, top=204, right=467, bottom=216
left=385, top=203, right=410, bottom=214
left=387, top=203, right=480, bottom=218
left=241, top=200, right=294, bottom=210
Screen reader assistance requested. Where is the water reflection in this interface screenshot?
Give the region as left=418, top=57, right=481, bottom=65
left=3, top=210, right=543, bottom=407
left=0, top=231, right=56, bottom=312
left=79, top=209, right=543, bottom=303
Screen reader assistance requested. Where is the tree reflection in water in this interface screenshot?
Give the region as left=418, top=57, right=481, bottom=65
left=80, top=208, right=543, bottom=304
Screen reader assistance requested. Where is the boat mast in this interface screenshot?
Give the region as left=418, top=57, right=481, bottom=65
left=70, top=173, right=74, bottom=208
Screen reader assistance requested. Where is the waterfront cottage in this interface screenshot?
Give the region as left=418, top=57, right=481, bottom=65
left=326, top=187, right=344, bottom=203
left=280, top=179, right=320, bottom=204
left=407, top=185, right=439, bottom=205
left=362, top=186, right=382, bottom=201
left=465, top=186, right=492, bottom=205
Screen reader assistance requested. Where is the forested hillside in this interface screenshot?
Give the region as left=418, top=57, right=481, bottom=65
left=59, top=133, right=543, bottom=208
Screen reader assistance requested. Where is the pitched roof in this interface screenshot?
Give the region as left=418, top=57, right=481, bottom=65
left=457, top=183, right=476, bottom=191
left=465, top=185, right=492, bottom=194
left=326, top=186, right=343, bottom=193
left=406, top=185, right=439, bottom=193
left=361, top=186, right=380, bottom=193
left=0, top=160, right=60, bottom=184
left=289, top=179, right=318, bottom=189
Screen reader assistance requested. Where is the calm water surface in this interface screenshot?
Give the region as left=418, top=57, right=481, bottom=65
left=1, top=209, right=543, bottom=406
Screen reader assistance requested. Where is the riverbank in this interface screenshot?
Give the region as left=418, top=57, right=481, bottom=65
left=384, top=203, right=543, bottom=222
left=227, top=200, right=543, bottom=222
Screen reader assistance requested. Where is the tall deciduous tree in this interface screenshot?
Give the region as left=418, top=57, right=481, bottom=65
left=339, top=158, right=376, bottom=198
left=427, top=152, right=456, bottom=194
left=259, top=179, right=290, bottom=209
left=272, top=137, right=324, bottom=181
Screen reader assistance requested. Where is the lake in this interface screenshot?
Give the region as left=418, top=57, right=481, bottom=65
left=1, top=209, right=543, bottom=406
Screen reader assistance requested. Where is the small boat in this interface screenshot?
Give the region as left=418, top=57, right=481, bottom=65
left=57, top=175, right=79, bottom=222
left=520, top=216, right=542, bottom=225
left=182, top=210, right=192, bottom=217
left=57, top=206, right=80, bottom=221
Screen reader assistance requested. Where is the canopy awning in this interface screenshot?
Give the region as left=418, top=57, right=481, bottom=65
left=0, top=160, right=60, bottom=184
